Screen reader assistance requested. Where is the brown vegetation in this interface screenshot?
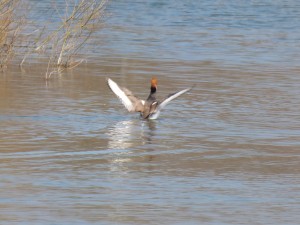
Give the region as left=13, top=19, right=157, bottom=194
left=1, top=0, right=107, bottom=77
left=35, top=0, right=107, bottom=79
left=0, top=0, right=24, bottom=69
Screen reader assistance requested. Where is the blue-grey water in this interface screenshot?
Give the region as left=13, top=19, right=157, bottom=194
left=1, top=0, right=300, bottom=224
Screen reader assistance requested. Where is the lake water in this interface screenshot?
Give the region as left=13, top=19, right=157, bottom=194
left=1, top=0, right=300, bottom=224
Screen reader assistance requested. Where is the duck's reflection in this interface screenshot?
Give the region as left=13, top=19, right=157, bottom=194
left=141, top=119, right=156, bottom=145
left=106, top=118, right=157, bottom=173
left=107, top=119, right=135, bottom=149
left=107, top=118, right=156, bottom=150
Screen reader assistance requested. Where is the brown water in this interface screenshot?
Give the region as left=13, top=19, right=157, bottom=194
left=1, top=0, right=300, bottom=224
left=1, top=60, right=299, bottom=224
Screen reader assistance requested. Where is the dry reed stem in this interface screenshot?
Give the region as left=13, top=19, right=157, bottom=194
left=0, top=0, right=23, bottom=69
left=0, top=0, right=107, bottom=76
left=32, top=0, right=107, bottom=79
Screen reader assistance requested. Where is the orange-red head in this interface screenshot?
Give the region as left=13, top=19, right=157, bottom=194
left=151, top=77, right=157, bottom=88
left=150, top=77, right=157, bottom=93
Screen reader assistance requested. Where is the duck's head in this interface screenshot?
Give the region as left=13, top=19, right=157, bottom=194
left=150, top=77, right=157, bottom=93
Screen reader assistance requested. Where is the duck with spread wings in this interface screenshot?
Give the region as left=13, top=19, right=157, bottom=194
left=107, top=77, right=191, bottom=119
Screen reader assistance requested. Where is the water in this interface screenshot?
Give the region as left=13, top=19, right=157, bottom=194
left=1, top=0, right=300, bottom=224
left=97, top=0, right=300, bottom=67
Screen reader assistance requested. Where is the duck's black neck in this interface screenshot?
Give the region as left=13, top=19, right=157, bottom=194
left=150, top=86, right=156, bottom=94
left=147, top=86, right=156, bottom=100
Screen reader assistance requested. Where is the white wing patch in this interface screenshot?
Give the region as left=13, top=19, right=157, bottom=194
left=148, top=111, right=160, bottom=120
left=107, top=78, right=135, bottom=112
left=158, top=88, right=191, bottom=111
left=149, top=88, right=191, bottom=120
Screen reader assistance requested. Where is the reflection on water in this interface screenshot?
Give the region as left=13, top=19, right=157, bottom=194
left=107, top=120, right=139, bottom=149
left=141, top=120, right=156, bottom=145
left=107, top=119, right=156, bottom=149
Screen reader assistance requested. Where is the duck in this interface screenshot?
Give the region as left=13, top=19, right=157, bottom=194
left=107, top=77, right=191, bottom=119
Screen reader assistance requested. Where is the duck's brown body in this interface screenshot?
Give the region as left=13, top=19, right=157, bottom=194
left=107, top=77, right=190, bottom=119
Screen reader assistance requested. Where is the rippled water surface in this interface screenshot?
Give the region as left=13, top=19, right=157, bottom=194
left=1, top=0, right=300, bottom=224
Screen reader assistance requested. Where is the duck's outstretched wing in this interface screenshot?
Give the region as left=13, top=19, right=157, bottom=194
left=107, top=78, right=144, bottom=112
left=149, top=88, right=191, bottom=119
